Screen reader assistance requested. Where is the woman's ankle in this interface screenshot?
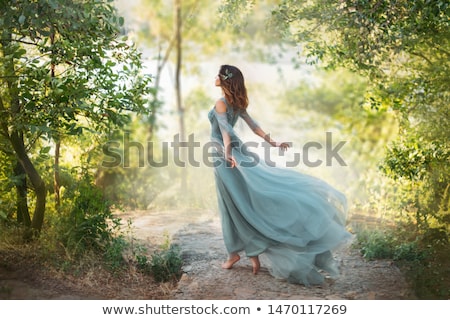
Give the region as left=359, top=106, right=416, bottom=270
left=221, top=254, right=240, bottom=269
left=249, top=256, right=260, bottom=275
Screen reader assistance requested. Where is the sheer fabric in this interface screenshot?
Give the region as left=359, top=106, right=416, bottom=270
left=208, top=97, right=351, bottom=285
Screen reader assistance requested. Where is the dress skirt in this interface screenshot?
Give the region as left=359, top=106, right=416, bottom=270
left=213, top=143, right=351, bottom=285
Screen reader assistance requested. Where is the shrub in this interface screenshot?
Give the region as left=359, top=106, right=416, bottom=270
left=56, top=174, right=122, bottom=258
left=355, top=227, right=450, bottom=299
left=104, top=236, right=129, bottom=272
left=150, top=243, right=183, bottom=283
left=146, top=234, right=183, bottom=283
left=356, top=229, right=395, bottom=260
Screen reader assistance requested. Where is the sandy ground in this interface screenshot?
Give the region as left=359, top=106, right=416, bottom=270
left=128, top=209, right=416, bottom=300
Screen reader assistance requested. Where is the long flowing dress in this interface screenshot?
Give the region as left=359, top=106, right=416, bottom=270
left=208, top=97, right=352, bottom=285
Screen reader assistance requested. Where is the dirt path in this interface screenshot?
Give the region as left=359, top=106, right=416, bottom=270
left=126, top=209, right=416, bottom=300
left=0, top=209, right=416, bottom=300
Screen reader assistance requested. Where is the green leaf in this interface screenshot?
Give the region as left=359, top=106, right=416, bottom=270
left=40, top=146, right=51, bottom=154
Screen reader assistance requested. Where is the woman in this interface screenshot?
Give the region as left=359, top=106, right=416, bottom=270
left=208, top=64, right=351, bottom=285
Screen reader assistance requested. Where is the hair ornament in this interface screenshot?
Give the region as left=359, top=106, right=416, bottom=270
left=220, top=68, right=233, bottom=80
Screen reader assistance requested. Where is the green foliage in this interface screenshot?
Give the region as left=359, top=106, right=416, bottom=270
left=267, top=0, right=449, bottom=73
left=133, top=233, right=183, bottom=283
left=103, top=235, right=129, bottom=272
left=278, top=68, right=398, bottom=205
left=356, top=227, right=450, bottom=299
left=268, top=0, right=450, bottom=207
left=382, top=139, right=448, bottom=182
left=135, top=252, right=151, bottom=274
left=150, top=244, right=183, bottom=283
left=0, top=0, right=152, bottom=233
left=1, top=0, right=152, bottom=138
left=380, top=144, right=449, bottom=230
left=397, top=240, right=424, bottom=261
left=356, top=229, right=396, bottom=260
left=356, top=229, right=426, bottom=262
left=410, top=242, right=450, bottom=299
left=147, top=234, right=183, bottom=283
left=56, top=174, right=122, bottom=258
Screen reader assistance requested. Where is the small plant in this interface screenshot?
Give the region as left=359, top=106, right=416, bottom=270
left=57, top=174, right=122, bottom=258
left=104, top=236, right=128, bottom=272
left=393, top=241, right=425, bottom=261
left=356, top=229, right=395, bottom=260
left=136, top=253, right=151, bottom=273
left=134, top=243, right=152, bottom=274
left=149, top=234, right=183, bottom=282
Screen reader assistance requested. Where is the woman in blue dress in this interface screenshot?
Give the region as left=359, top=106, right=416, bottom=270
left=208, top=64, right=351, bottom=285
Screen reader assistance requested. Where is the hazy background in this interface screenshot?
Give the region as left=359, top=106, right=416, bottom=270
left=111, top=0, right=363, bottom=214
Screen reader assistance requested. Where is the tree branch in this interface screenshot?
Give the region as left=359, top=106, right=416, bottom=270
left=410, top=51, right=433, bottom=65
left=0, top=37, right=40, bottom=46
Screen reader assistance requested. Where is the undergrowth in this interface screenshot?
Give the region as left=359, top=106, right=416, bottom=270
left=136, top=232, right=183, bottom=283
left=355, top=226, right=450, bottom=299
left=0, top=175, right=184, bottom=297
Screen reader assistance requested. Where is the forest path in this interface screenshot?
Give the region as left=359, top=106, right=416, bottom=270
left=123, top=209, right=416, bottom=300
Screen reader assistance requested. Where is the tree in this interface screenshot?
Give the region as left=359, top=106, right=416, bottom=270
left=0, top=0, right=151, bottom=237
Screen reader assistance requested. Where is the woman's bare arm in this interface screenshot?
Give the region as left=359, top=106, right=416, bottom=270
left=240, top=110, right=290, bottom=151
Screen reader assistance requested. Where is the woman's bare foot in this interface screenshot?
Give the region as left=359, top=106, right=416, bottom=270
left=250, top=256, right=260, bottom=275
left=221, top=254, right=240, bottom=269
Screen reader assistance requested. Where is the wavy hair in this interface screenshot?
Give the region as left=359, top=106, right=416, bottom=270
left=218, top=65, right=249, bottom=110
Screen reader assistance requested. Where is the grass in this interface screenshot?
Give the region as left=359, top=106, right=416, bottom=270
left=0, top=223, right=179, bottom=299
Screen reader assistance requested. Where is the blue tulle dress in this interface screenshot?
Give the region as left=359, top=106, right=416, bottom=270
left=208, top=97, right=351, bottom=285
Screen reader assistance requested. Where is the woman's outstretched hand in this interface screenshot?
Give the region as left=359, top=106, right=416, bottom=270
left=276, top=142, right=290, bottom=152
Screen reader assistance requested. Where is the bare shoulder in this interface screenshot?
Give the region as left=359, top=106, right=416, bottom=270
left=215, top=99, right=227, bottom=113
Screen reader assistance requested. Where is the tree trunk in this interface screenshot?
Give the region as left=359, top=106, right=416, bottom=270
left=174, top=0, right=187, bottom=191
left=50, top=31, right=61, bottom=212
left=54, top=138, right=61, bottom=211
left=10, top=131, right=46, bottom=236
left=13, top=160, right=31, bottom=226
left=1, top=31, right=46, bottom=237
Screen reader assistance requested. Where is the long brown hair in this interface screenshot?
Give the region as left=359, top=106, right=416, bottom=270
left=218, top=65, right=249, bottom=110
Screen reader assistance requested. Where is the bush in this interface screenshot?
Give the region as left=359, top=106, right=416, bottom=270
left=56, top=174, right=122, bottom=259
left=356, top=228, right=427, bottom=262
left=355, top=226, right=450, bottom=299
left=393, top=241, right=425, bottom=261
left=104, top=236, right=129, bottom=272
left=150, top=243, right=183, bottom=283
left=139, top=234, right=183, bottom=283
left=356, top=229, right=395, bottom=260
